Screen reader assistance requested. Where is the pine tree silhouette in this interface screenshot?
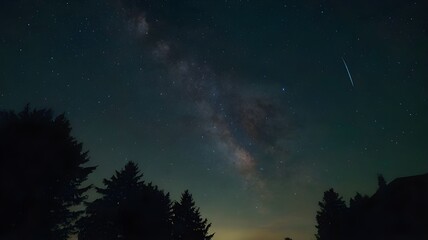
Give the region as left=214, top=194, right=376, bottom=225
left=316, top=174, right=428, bottom=240
left=78, top=161, right=172, bottom=240
left=349, top=192, right=369, bottom=210
left=315, top=188, right=347, bottom=240
left=172, top=190, right=214, bottom=240
left=377, top=174, right=387, bottom=190
left=347, top=192, right=370, bottom=238
left=0, top=105, right=95, bottom=240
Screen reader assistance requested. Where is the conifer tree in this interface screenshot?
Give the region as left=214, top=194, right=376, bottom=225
left=172, top=190, right=214, bottom=240
left=315, top=188, right=347, bottom=240
left=78, top=161, right=172, bottom=240
left=0, top=105, right=95, bottom=240
left=377, top=174, right=387, bottom=190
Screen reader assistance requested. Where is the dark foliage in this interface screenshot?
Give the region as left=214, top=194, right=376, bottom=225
left=377, top=174, right=387, bottom=190
left=0, top=105, right=95, bottom=240
left=316, top=174, right=428, bottom=240
left=78, top=161, right=173, bottom=240
left=0, top=106, right=214, bottom=240
left=346, top=192, right=370, bottom=238
left=315, top=188, right=347, bottom=240
left=172, top=190, right=214, bottom=240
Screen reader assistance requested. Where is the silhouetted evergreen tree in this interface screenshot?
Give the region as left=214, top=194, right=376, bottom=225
left=78, top=161, right=172, bottom=240
left=315, top=188, right=347, bottom=240
left=0, top=105, right=95, bottom=240
left=349, top=192, right=369, bottom=210
left=347, top=192, right=370, bottom=238
left=315, top=173, right=428, bottom=240
left=377, top=174, right=387, bottom=190
left=172, top=190, right=214, bottom=240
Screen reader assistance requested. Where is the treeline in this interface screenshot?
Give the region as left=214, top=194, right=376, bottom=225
left=315, top=188, right=369, bottom=240
left=315, top=174, right=428, bottom=240
left=0, top=106, right=213, bottom=240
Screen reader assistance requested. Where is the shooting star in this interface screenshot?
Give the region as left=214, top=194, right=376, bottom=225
left=342, top=57, right=355, bottom=87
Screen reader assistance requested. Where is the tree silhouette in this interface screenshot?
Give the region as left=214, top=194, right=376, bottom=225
left=349, top=192, right=369, bottom=210
left=377, top=174, right=387, bottom=190
left=0, top=105, right=95, bottom=240
left=315, top=188, right=347, bottom=240
left=347, top=192, right=370, bottom=238
left=172, top=190, right=214, bottom=240
left=78, top=161, right=172, bottom=240
left=315, top=174, right=428, bottom=240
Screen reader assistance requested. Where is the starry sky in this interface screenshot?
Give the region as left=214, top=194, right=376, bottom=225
left=1, top=1, right=428, bottom=239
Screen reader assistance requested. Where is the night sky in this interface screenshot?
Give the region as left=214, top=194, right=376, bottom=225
left=1, top=1, right=428, bottom=239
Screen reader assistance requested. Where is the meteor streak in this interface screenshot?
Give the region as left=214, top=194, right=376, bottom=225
left=342, top=57, right=355, bottom=87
